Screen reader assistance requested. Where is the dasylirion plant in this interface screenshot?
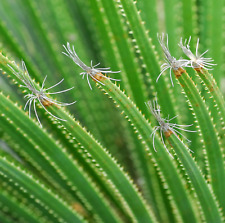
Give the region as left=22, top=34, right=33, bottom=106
left=0, top=0, right=224, bottom=223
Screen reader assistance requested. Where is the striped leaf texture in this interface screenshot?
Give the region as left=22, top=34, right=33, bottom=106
left=0, top=0, right=225, bottom=222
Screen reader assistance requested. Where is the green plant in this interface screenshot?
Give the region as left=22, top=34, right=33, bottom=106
left=0, top=0, right=224, bottom=222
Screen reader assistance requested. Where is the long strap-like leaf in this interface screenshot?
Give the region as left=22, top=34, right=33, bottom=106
left=97, top=78, right=201, bottom=223
left=0, top=156, right=84, bottom=223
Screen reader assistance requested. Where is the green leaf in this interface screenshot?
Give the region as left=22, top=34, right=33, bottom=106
left=115, top=0, right=177, bottom=117
left=0, top=92, right=122, bottom=223
left=169, top=134, right=223, bottom=222
left=0, top=190, right=44, bottom=223
left=0, top=54, right=156, bottom=222
left=0, top=156, right=85, bottom=223
left=176, top=69, right=225, bottom=215
left=97, top=78, right=200, bottom=223
left=0, top=1, right=225, bottom=222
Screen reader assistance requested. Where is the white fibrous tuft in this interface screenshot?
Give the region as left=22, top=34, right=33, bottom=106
left=145, top=99, right=195, bottom=158
left=157, top=33, right=189, bottom=86
left=179, top=37, right=216, bottom=70
left=8, top=61, right=76, bottom=127
left=62, top=42, right=120, bottom=90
